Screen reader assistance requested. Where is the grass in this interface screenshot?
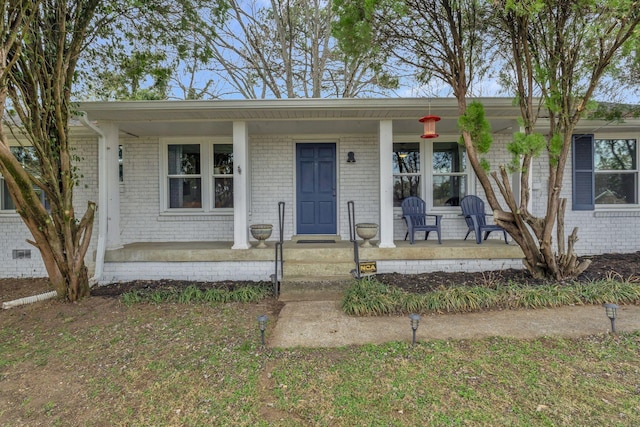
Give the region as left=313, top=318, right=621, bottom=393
left=342, top=276, right=640, bottom=316
left=1, top=277, right=639, bottom=425
left=2, top=299, right=638, bottom=426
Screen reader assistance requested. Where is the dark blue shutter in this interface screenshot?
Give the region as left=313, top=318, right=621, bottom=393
left=572, top=134, right=594, bottom=210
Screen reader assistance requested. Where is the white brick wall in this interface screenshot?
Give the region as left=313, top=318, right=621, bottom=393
left=0, top=137, right=99, bottom=278
left=119, top=138, right=234, bottom=244
left=4, top=125, right=640, bottom=280
left=102, top=261, right=273, bottom=282
left=101, top=258, right=524, bottom=282
left=0, top=216, right=47, bottom=277
left=339, top=137, right=379, bottom=238
left=522, top=136, right=640, bottom=255
left=249, top=136, right=295, bottom=239
left=378, top=258, right=524, bottom=274
left=249, top=136, right=380, bottom=241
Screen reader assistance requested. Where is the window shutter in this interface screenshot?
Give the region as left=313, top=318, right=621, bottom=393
left=572, top=134, right=594, bottom=210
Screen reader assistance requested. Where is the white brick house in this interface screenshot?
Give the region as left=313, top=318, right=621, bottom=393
left=1, top=98, right=639, bottom=281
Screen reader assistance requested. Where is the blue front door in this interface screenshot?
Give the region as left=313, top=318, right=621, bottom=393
left=296, top=143, right=336, bottom=234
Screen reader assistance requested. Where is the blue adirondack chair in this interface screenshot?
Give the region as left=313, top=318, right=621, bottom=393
left=401, top=196, right=442, bottom=244
left=460, top=195, right=508, bottom=244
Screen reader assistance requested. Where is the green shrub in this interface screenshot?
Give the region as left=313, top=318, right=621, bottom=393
left=119, top=282, right=270, bottom=305
left=341, top=277, right=405, bottom=316
left=341, top=277, right=640, bottom=316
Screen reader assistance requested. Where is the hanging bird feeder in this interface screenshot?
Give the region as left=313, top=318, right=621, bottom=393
left=419, top=115, right=441, bottom=139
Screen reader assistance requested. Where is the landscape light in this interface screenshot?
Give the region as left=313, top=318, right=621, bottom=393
left=603, top=303, right=619, bottom=333
left=257, top=314, right=268, bottom=346
left=409, top=313, right=421, bottom=346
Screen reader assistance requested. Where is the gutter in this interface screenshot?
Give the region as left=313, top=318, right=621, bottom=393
left=79, top=113, right=107, bottom=287
left=3, top=113, right=107, bottom=309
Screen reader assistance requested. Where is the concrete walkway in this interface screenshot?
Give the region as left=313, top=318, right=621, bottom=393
left=269, top=299, right=640, bottom=348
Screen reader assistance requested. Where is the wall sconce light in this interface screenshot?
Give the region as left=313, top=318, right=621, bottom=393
left=257, top=314, right=268, bottom=346
left=347, top=152, right=356, bottom=163
left=603, top=303, right=619, bottom=333
left=409, top=313, right=421, bottom=346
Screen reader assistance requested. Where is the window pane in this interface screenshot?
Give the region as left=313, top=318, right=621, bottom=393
left=168, top=144, right=201, bottom=175
left=214, top=177, right=234, bottom=208
left=433, top=176, right=467, bottom=207
left=12, top=146, right=39, bottom=173
left=595, top=139, right=636, bottom=171
left=393, top=175, right=420, bottom=207
left=595, top=173, right=637, bottom=204
left=213, top=144, right=233, bottom=175
left=433, top=141, right=466, bottom=173
left=169, top=177, right=202, bottom=208
left=2, top=179, right=15, bottom=210
left=393, top=142, right=420, bottom=174
left=119, top=145, right=123, bottom=182
left=2, top=147, right=47, bottom=210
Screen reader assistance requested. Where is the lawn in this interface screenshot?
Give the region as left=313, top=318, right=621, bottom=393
left=1, top=295, right=638, bottom=426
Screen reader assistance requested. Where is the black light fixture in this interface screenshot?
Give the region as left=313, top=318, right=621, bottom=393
left=257, top=314, right=268, bottom=346
left=409, top=313, right=421, bottom=346
left=347, top=151, right=356, bottom=163
left=603, top=303, right=619, bottom=333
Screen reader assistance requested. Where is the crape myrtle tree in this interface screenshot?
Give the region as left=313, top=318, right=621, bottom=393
left=333, top=0, right=640, bottom=280
left=0, top=0, right=226, bottom=302
left=491, top=0, right=640, bottom=278
left=0, top=0, right=100, bottom=302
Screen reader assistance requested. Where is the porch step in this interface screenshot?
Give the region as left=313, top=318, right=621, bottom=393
left=290, top=234, right=343, bottom=243
left=277, top=241, right=362, bottom=300
left=283, top=260, right=354, bottom=277
left=278, top=277, right=353, bottom=302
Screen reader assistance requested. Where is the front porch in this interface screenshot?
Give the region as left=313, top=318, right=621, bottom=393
left=101, top=239, right=524, bottom=285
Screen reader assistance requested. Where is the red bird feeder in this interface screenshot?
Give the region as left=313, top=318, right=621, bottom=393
left=419, top=115, right=441, bottom=139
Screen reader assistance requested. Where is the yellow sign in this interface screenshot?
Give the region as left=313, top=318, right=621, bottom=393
left=359, top=261, right=377, bottom=275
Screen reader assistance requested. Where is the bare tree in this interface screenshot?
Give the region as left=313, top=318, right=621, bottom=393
left=209, top=0, right=394, bottom=98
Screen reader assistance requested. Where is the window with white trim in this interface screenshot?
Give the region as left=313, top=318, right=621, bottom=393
left=212, top=144, right=233, bottom=208
left=594, top=138, right=637, bottom=205
left=1, top=146, right=48, bottom=211
left=432, top=141, right=467, bottom=207
left=393, top=140, right=469, bottom=209
left=393, top=142, right=420, bottom=206
left=168, top=143, right=202, bottom=208
left=162, top=138, right=233, bottom=212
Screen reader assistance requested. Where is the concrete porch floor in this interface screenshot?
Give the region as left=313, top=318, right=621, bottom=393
left=104, top=238, right=524, bottom=263
left=102, top=239, right=524, bottom=285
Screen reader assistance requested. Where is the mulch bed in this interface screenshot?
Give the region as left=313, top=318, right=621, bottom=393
left=2, top=252, right=639, bottom=303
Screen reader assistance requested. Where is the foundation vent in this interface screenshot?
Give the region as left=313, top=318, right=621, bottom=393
left=12, top=249, right=31, bottom=259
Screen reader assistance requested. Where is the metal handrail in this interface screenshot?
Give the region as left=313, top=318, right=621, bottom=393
left=347, top=200, right=361, bottom=280
left=271, top=201, right=285, bottom=298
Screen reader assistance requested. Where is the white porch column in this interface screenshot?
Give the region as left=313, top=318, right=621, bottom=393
left=101, top=122, right=122, bottom=249
left=378, top=120, right=396, bottom=248
left=232, top=121, right=251, bottom=249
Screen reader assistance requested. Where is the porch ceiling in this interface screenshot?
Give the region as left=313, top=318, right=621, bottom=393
left=79, top=97, right=521, bottom=138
